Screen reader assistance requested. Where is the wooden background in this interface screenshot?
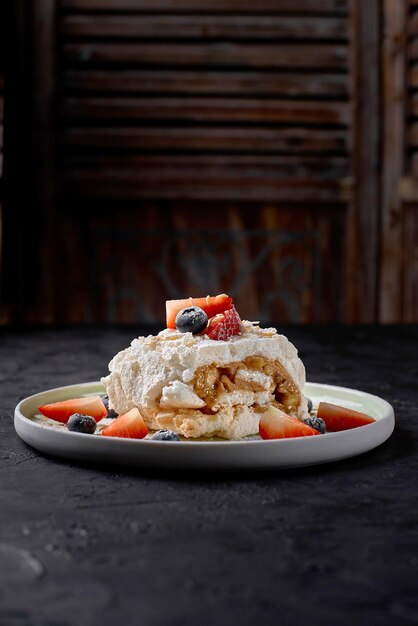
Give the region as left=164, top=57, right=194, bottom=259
left=0, top=0, right=416, bottom=325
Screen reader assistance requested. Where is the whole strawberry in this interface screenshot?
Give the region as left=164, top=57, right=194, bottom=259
left=204, top=305, right=241, bottom=341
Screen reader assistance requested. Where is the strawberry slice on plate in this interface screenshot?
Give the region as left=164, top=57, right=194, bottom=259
left=166, top=294, right=232, bottom=329
left=101, top=408, right=149, bottom=439
left=204, top=305, right=241, bottom=341
left=317, top=402, right=376, bottom=432
left=38, top=395, right=107, bottom=424
left=259, top=406, right=320, bottom=440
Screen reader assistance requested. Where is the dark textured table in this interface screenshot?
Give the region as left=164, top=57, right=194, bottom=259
left=1, top=325, right=417, bottom=626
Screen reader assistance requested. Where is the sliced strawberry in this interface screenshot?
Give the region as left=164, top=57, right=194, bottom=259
left=317, top=402, right=375, bottom=432
left=101, top=407, right=149, bottom=439
left=259, top=406, right=320, bottom=440
left=166, top=294, right=232, bottom=329
left=204, top=305, right=241, bottom=341
left=38, top=395, right=107, bottom=424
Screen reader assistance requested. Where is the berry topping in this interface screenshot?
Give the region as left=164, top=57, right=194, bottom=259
left=152, top=429, right=180, bottom=441
left=38, top=395, right=107, bottom=424
left=101, top=395, right=118, bottom=419
left=175, top=306, right=208, bottom=334
left=204, top=305, right=241, bottom=341
left=166, top=294, right=232, bottom=329
left=101, top=407, right=149, bottom=439
left=306, top=397, right=313, bottom=413
left=259, top=406, right=320, bottom=440
left=317, top=402, right=376, bottom=432
left=67, top=413, right=97, bottom=434
left=303, top=416, right=326, bottom=434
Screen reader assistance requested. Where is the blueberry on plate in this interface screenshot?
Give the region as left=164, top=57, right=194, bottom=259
left=67, top=413, right=97, bottom=434
left=152, top=429, right=180, bottom=441
left=303, top=416, right=326, bottom=434
left=306, top=397, right=313, bottom=413
left=175, top=306, right=208, bottom=334
left=101, top=395, right=118, bottom=419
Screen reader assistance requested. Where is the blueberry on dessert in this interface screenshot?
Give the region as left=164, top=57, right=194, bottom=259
left=306, top=397, right=313, bottom=413
left=67, top=413, right=97, bottom=434
left=101, top=294, right=309, bottom=440
left=175, top=306, right=208, bottom=334
left=152, top=429, right=180, bottom=441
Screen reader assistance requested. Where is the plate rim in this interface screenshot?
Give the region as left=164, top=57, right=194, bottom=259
left=14, top=380, right=395, bottom=448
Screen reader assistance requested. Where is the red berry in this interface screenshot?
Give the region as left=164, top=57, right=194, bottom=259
left=101, top=407, right=149, bottom=439
left=204, top=305, right=241, bottom=341
left=38, top=396, right=107, bottom=424
left=259, top=406, right=320, bottom=440
left=317, top=402, right=375, bottom=432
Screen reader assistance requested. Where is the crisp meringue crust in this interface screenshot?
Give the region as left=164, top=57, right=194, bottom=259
left=101, top=321, right=308, bottom=439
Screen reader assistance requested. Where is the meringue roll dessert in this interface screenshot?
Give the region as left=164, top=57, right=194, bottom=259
left=101, top=295, right=309, bottom=439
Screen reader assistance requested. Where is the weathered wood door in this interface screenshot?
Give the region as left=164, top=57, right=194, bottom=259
left=382, top=0, right=418, bottom=322
left=1, top=0, right=399, bottom=324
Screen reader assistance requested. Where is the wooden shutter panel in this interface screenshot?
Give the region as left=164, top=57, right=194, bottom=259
left=382, top=0, right=418, bottom=322
left=2, top=0, right=387, bottom=323
left=0, top=1, right=5, bottom=323
left=58, top=0, right=351, bottom=204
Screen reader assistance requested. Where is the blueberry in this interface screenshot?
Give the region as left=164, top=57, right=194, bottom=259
left=303, top=416, right=326, bottom=434
left=152, top=429, right=180, bottom=441
left=175, top=306, right=208, bottom=334
left=306, top=397, right=313, bottom=413
left=67, top=413, right=97, bottom=434
left=101, top=395, right=118, bottom=419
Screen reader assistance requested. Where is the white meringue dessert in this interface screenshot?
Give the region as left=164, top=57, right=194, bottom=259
left=101, top=297, right=309, bottom=440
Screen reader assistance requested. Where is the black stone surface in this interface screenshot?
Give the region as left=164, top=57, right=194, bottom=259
left=0, top=325, right=417, bottom=626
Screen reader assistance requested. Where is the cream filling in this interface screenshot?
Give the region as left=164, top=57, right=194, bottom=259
left=160, top=381, right=205, bottom=409
left=148, top=357, right=307, bottom=438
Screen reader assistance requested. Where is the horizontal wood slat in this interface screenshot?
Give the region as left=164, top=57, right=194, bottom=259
left=61, top=0, right=349, bottom=15
left=62, top=153, right=351, bottom=200
left=62, top=15, right=348, bottom=40
left=63, top=69, right=348, bottom=97
left=63, top=126, right=348, bottom=153
left=63, top=154, right=349, bottom=176
left=63, top=97, right=349, bottom=124
left=62, top=171, right=350, bottom=202
left=63, top=42, right=348, bottom=69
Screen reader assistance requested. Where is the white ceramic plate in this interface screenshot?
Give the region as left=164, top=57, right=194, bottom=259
left=14, top=382, right=395, bottom=471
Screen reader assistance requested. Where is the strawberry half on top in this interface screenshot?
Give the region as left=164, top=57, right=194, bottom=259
left=204, top=305, right=242, bottom=341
